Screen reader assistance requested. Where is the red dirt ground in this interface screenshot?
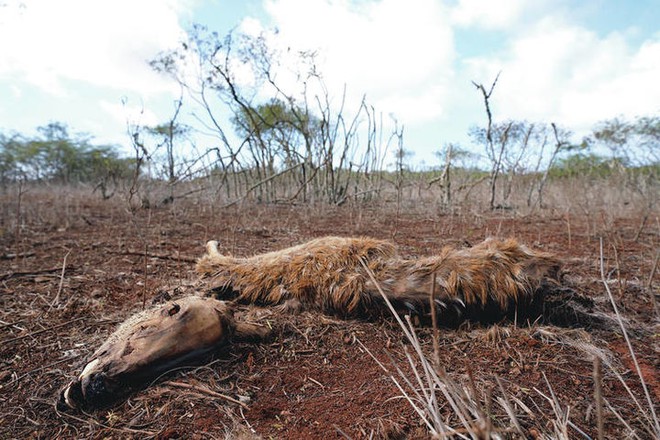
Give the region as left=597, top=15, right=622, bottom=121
left=1, top=191, right=658, bottom=439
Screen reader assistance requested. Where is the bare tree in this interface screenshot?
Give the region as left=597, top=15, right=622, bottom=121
left=472, top=72, right=504, bottom=210
left=429, top=143, right=454, bottom=206
left=150, top=25, right=394, bottom=205
left=527, top=123, right=571, bottom=208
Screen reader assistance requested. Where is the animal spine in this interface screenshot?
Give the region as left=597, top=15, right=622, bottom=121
left=197, top=237, right=561, bottom=321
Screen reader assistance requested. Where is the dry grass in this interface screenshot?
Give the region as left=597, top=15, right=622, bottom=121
left=356, top=238, right=659, bottom=439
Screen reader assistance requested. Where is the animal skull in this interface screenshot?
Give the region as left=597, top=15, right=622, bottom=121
left=58, top=296, right=267, bottom=410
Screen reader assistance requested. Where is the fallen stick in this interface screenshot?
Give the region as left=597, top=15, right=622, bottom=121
left=0, top=266, right=73, bottom=281
left=111, top=250, right=197, bottom=263
left=2, top=317, right=86, bottom=344
left=0, top=251, right=36, bottom=260
left=163, top=380, right=248, bottom=408
left=0, top=318, right=26, bottom=330
left=50, top=250, right=71, bottom=309
left=4, top=354, right=84, bottom=387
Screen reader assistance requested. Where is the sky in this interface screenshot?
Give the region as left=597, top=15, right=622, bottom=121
left=0, top=0, right=658, bottom=167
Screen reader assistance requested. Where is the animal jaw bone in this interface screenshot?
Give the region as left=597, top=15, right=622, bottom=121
left=58, top=296, right=268, bottom=410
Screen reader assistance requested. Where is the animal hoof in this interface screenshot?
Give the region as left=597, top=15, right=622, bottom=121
left=404, top=301, right=419, bottom=315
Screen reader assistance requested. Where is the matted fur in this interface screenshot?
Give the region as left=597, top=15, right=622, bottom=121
left=197, top=237, right=561, bottom=320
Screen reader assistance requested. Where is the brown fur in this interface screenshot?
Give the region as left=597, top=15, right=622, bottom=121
left=196, top=237, right=561, bottom=320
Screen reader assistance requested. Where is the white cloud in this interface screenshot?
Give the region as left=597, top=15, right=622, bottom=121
left=462, top=17, right=660, bottom=132
left=100, top=99, right=159, bottom=128
left=243, top=0, right=455, bottom=125
left=2, top=0, right=654, bottom=167
left=0, top=0, right=190, bottom=95
left=10, top=84, right=22, bottom=98
left=450, top=0, right=528, bottom=29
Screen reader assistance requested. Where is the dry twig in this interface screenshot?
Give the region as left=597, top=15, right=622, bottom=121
left=429, top=272, right=440, bottom=369
left=593, top=357, right=604, bottom=440
left=163, top=380, right=248, bottom=409
left=0, top=267, right=71, bottom=281
left=110, top=249, right=197, bottom=263
left=1, top=317, right=86, bottom=344
left=0, top=252, right=35, bottom=260
left=599, top=237, right=660, bottom=436
left=50, top=250, right=71, bottom=309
